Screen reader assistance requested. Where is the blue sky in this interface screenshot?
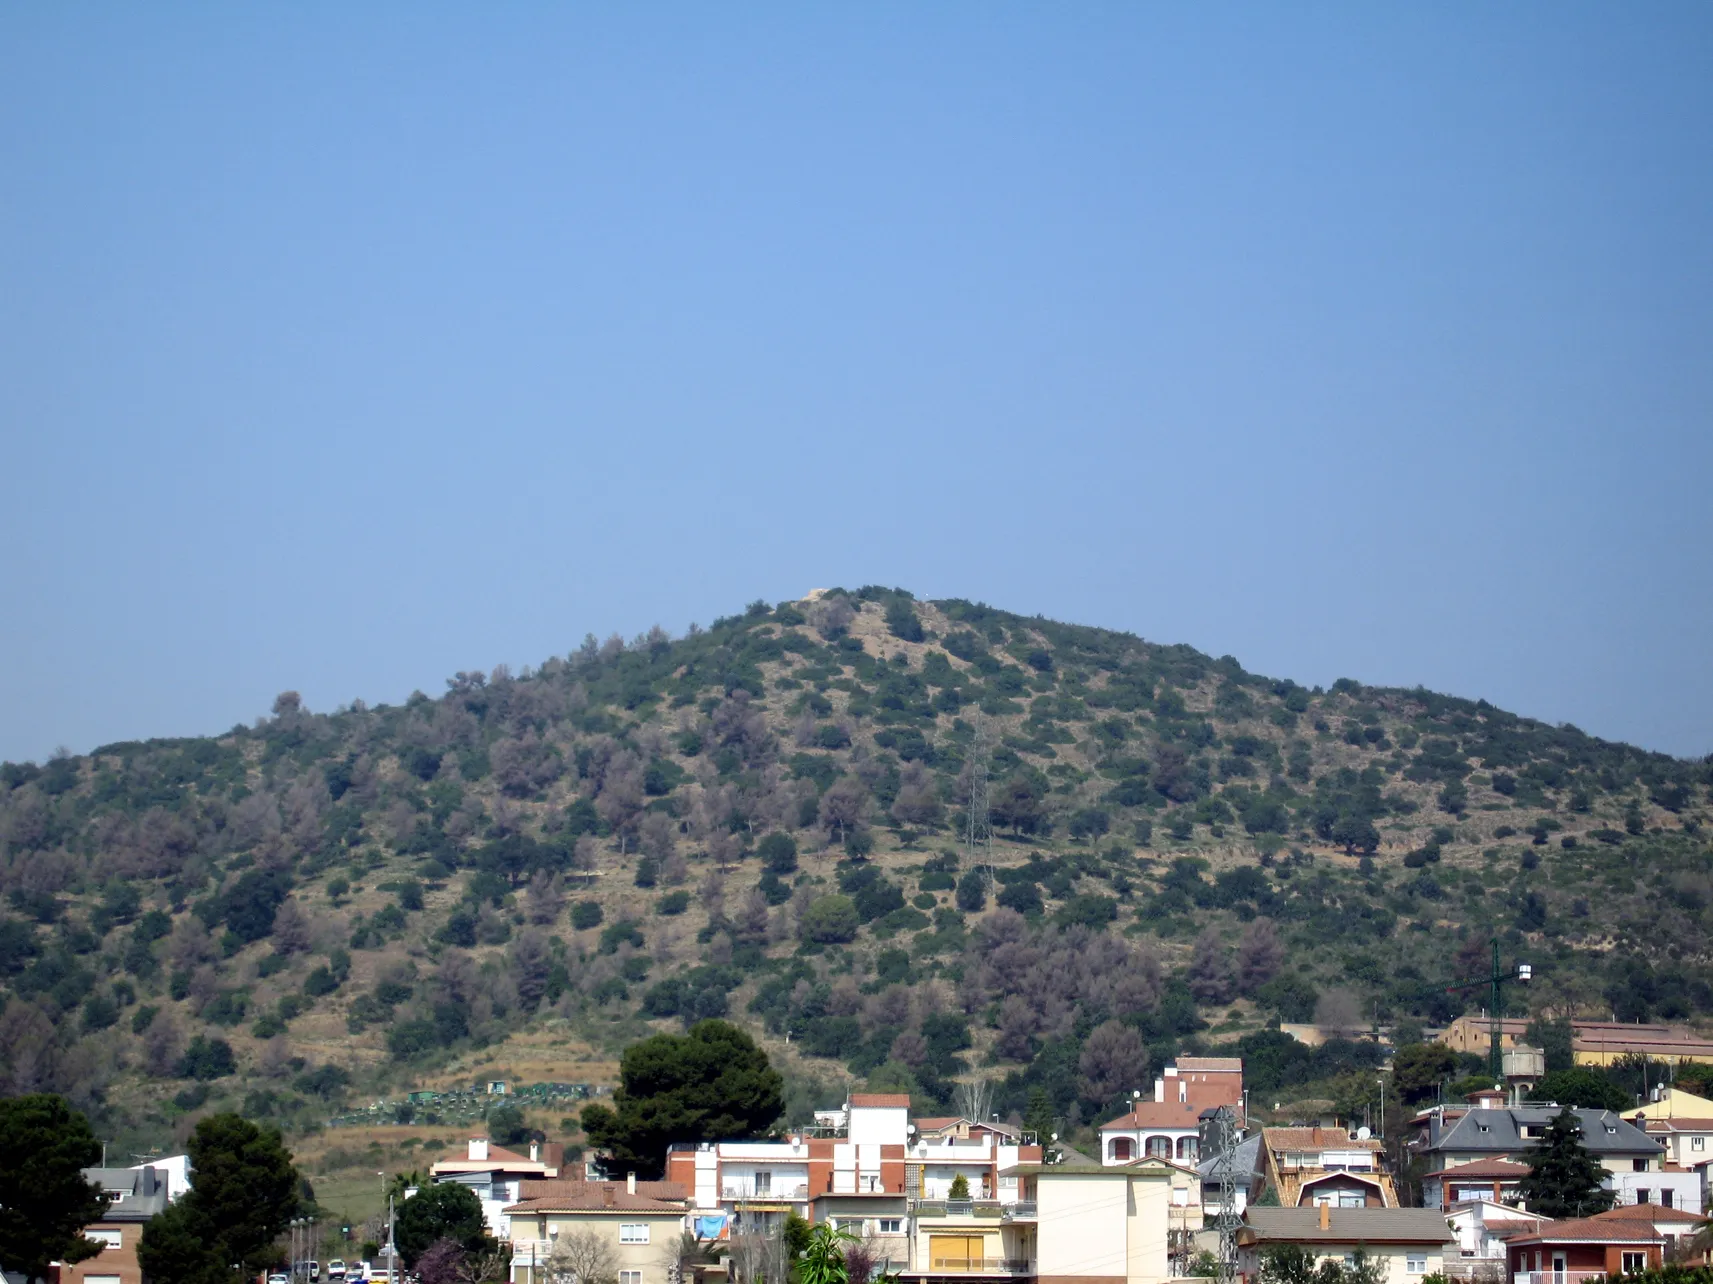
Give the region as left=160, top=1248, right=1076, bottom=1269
left=2, top=4, right=1710, bottom=762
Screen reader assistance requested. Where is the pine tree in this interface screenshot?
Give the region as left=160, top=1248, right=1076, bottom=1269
left=1024, top=1088, right=1060, bottom=1164
left=1517, top=1106, right=1615, bottom=1218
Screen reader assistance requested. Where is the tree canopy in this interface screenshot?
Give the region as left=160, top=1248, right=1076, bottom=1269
left=0, top=1094, right=106, bottom=1284
left=138, top=1113, right=301, bottom=1284
left=1517, top=1105, right=1616, bottom=1219
left=581, top=1019, right=784, bottom=1178
left=396, top=1182, right=494, bottom=1267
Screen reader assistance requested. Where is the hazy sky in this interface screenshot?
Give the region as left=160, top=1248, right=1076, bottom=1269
left=3, top=5, right=1710, bottom=764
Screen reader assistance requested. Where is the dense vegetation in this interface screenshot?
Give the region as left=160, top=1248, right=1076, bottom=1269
left=0, top=588, right=1707, bottom=1155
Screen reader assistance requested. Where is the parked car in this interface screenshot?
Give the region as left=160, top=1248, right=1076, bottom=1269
left=267, top=1273, right=290, bottom=1284
left=326, top=1260, right=347, bottom=1281
left=308, top=1262, right=321, bottom=1281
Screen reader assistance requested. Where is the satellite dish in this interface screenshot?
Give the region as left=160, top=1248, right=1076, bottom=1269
left=1356, top=1126, right=1372, bottom=1140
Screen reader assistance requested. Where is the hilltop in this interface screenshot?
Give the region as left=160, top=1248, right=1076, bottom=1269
left=1, top=587, right=1708, bottom=1173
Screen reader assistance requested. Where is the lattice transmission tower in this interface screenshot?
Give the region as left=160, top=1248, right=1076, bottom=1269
left=963, top=716, right=994, bottom=899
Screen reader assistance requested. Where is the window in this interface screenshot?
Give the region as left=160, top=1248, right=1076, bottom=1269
left=1407, top=1256, right=1427, bottom=1275
left=620, top=1224, right=650, bottom=1244
left=85, top=1229, right=123, bottom=1249
left=620, top=1271, right=643, bottom=1284
left=879, top=1219, right=902, bottom=1235
left=1634, top=1160, right=1649, bottom=1172
left=1694, top=1137, right=1706, bottom=1152
left=754, top=1171, right=771, bottom=1196
left=1621, top=1253, right=1647, bottom=1274
left=1663, top=1190, right=1674, bottom=1209
left=1637, top=1189, right=1651, bottom=1204
left=1339, top=1193, right=1365, bottom=1208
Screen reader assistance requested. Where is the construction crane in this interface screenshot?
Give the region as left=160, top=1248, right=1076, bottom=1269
left=1406, top=936, right=1532, bottom=1081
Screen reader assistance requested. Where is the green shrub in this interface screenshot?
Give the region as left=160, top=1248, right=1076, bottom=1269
left=571, top=901, right=604, bottom=930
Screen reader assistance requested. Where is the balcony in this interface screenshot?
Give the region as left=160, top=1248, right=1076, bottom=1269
left=722, top=1184, right=810, bottom=1201
left=1001, top=1202, right=1037, bottom=1222
left=911, top=1201, right=1005, bottom=1219
left=926, top=1259, right=1034, bottom=1275
left=1513, top=1273, right=1609, bottom=1284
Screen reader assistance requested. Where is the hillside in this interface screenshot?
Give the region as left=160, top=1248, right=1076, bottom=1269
left=2, top=587, right=1709, bottom=1170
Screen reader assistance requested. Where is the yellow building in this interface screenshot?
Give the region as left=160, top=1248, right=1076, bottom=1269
left=503, top=1176, right=690, bottom=1284
left=1437, top=1017, right=1713, bottom=1067
left=998, top=1158, right=1173, bottom=1284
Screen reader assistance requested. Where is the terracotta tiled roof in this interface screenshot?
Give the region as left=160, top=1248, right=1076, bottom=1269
left=913, top=1117, right=962, bottom=1132
left=1506, top=1217, right=1667, bottom=1245
left=849, top=1094, right=911, bottom=1107
left=1176, top=1057, right=1243, bottom=1073
left=1430, top=1160, right=1531, bottom=1180
left=1651, top=1118, right=1713, bottom=1131
left=1242, top=1208, right=1455, bottom=1244
left=1592, top=1205, right=1705, bottom=1225
left=503, top=1179, right=688, bottom=1214
left=1263, top=1127, right=1385, bottom=1151
left=1100, top=1100, right=1206, bottom=1132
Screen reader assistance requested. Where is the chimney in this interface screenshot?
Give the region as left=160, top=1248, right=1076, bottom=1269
left=1155, top=1078, right=1165, bottom=1104
left=1319, top=1203, right=1331, bottom=1232
left=604, top=1185, right=615, bottom=1207
left=470, top=1139, right=489, bottom=1161
left=628, top=1172, right=637, bottom=1194
left=531, top=1141, right=541, bottom=1162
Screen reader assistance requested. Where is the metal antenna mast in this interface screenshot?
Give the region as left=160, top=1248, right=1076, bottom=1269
left=964, top=718, right=993, bottom=897
left=1210, top=1105, right=1241, bottom=1284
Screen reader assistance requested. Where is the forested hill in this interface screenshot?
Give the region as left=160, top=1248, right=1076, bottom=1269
left=1, top=588, right=1709, bottom=1151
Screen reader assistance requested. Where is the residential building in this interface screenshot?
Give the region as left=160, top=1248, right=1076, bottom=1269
left=1607, top=1167, right=1701, bottom=1215
left=1259, top=1127, right=1397, bottom=1208
left=58, top=1166, right=172, bottom=1284
left=1100, top=1059, right=1244, bottom=1165
left=1438, top=1017, right=1713, bottom=1067
left=1624, top=1086, right=1713, bottom=1123
left=1503, top=1216, right=1664, bottom=1284
left=1421, top=1160, right=1529, bottom=1211
left=663, top=1097, right=1039, bottom=1239
left=1236, top=1207, right=1456, bottom=1284
left=502, top=1175, right=689, bottom=1284
left=430, top=1138, right=566, bottom=1239
left=1196, top=1134, right=1265, bottom=1221
left=1412, top=1106, right=1662, bottom=1178
left=975, top=1157, right=1175, bottom=1284
left=1441, top=1199, right=1545, bottom=1277
left=1586, top=1204, right=1706, bottom=1255
left=1624, top=1092, right=1713, bottom=1186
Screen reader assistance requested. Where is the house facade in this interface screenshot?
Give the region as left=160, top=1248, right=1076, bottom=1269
left=1504, top=1217, right=1664, bottom=1284
left=57, top=1166, right=171, bottom=1284
left=1099, top=1059, right=1244, bottom=1166
left=663, top=1096, right=1039, bottom=1240
left=1236, top=1207, right=1455, bottom=1284
left=1412, top=1106, right=1662, bottom=1179
left=1420, top=1159, right=1529, bottom=1211
left=1260, top=1128, right=1397, bottom=1208
left=502, top=1175, right=689, bottom=1284
left=430, top=1139, right=566, bottom=1239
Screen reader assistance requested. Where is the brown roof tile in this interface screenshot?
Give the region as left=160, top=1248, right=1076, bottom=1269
left=1507, top=1217, right=1667, bottom=1245
left=849, top=1094, right=911, bottom=1107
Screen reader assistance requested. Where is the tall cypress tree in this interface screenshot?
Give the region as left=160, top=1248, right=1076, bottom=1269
left=1517, top=1106, right=1615, bottom=1218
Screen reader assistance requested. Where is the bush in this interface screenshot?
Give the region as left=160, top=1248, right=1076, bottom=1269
left=176, top=1035, right=237, bottom=1081
left=657, top=891, right=691, bottom=916
left=955, top=870, right=987, bottom=912
left=996, top=881, right=1043, bottom=917
left=571, top=901, right=604, bottom=930
left=757, top=832, right=799, bottom=875
left=800, top=895, right=860, bottom=944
